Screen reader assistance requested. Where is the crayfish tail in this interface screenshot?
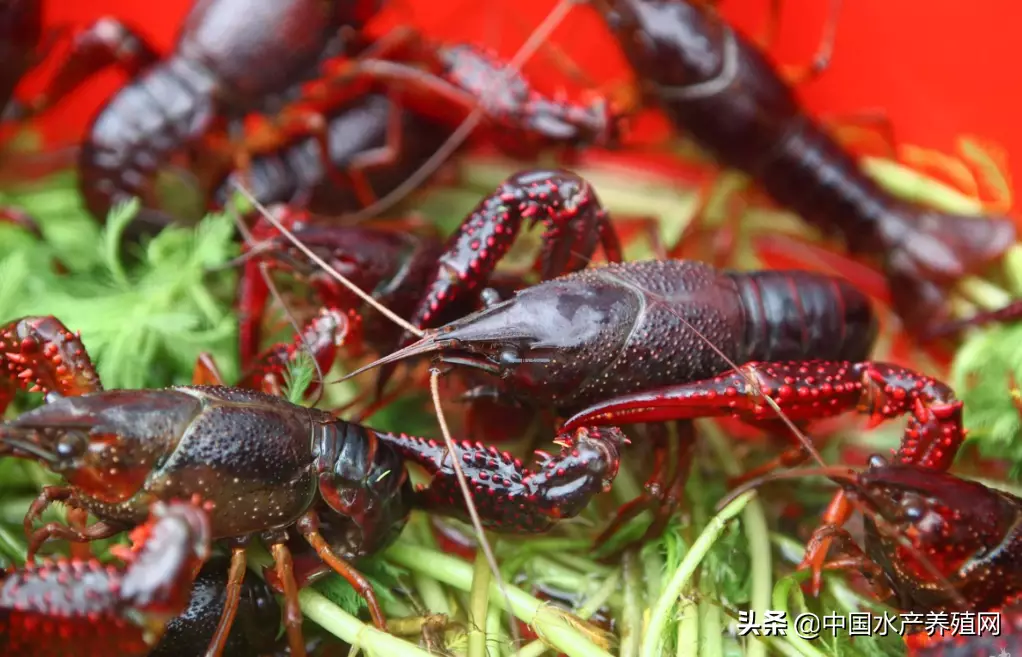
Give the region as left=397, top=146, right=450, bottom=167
left=885, top=207, right=1016, bottom=332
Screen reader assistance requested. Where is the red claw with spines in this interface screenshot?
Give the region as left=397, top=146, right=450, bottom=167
left=0, top=316, right=103, bottom=414
left=411, top=169, right=622, bottom=331
left=563, top=360, right=965, bottom=470
left=236, top=307, right=353, bottom=397
left=378, top=426, right=627, bottom=533
left=0, top=499, right=211, bottom=657
left=564, top=358, right=965, bottom=588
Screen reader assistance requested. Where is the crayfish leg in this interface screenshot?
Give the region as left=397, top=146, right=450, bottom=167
left=268, top=539, right=308, bottom=657
left=297, top=510, right=387, bottom=630
left=922, top=298, right=1022, bottom=340
left=0, top=206, right=43, bottom=239
left=192, top=353, right=227, bottom=386
left=25, top=516, right=124, bottom=563
left=0, top=381, right=13, bottom=417
left=595, top=422, right=694, bottom=558
left=237, top=308, right=350, bottom=398
left=206, top=543, right=249, bottom=657
left=24, top=486, right=126, bottom=563
left=727, top=433, right=813, bottom=488
left=799, top=523, right=894, bottom=600
left=665, top=174, right=745, bottom=268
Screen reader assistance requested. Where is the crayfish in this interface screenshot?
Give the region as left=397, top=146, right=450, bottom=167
left=336, top=249, right=966, bottom=590
left=755, top=457, right=1022, bottom=656
left=0, top=314, right=626, bottom=655
left=590, top=0, right=1016, bottom=335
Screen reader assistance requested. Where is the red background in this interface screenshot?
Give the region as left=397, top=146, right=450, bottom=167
left=18, top=0, right=1022, bottom=206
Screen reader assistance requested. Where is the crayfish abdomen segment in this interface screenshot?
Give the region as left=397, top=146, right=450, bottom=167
left=313, top=422, right=412, bottom=557
left=729, top=270, right=877, bottom=363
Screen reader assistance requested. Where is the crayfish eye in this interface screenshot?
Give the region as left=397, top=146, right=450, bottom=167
left=867, top=454, right=888, bottom=470
left=55, top=430, right=88, bottom=460
left=899, top=494, right=926, bottom=522
left=497, top=348, right=520, bottom=367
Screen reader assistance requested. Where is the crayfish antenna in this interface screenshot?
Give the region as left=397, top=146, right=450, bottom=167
left=427, top=367, right=521, bottom=650
left=715, top=464, right=862, bottom=511
left=331, top=332, right=450, bottom=383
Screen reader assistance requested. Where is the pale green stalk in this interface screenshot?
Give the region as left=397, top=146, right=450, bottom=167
left=861, top=157, right=984, bottom=213
left=299, top=588, right=435, bottom=657
left=675, top=597, right=699, bottom=657
left=386, top=542, right=613, bottom=657
left=697, top=600, right=721, bottom=657
left=642, top=548, right=664, bottom=606
left=410, top=517, right=453, bottom=616
left=620, top=550, right=644, bottom=657
left=513, top=571, right=621, bottom=657
left=771, top=575, right=829, bottom=657
left=701, top=420, right=772, bottom=657
left=641, top=491, right=754, bottom=657
left=486, top=604, right=506, bottom=657
left=469, top=550, right=492, bottom=657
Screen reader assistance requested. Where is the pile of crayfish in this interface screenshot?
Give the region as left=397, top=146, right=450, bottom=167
left=1, top=0, right=1021, bottom=656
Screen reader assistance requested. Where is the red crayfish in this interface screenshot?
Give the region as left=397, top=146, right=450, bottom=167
left=337, top=251, right=965, bottom=590
left=764, top=457, right=1022, bottom=656
left=0, top=314, right=627, bottom=655
left=8, top=0, right=381, bottom=236
left=0, top=498, right=212, bottom=657
left=590, top=0, right=1017, bottom=335
left=11, top=0, right=623, bottom=238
